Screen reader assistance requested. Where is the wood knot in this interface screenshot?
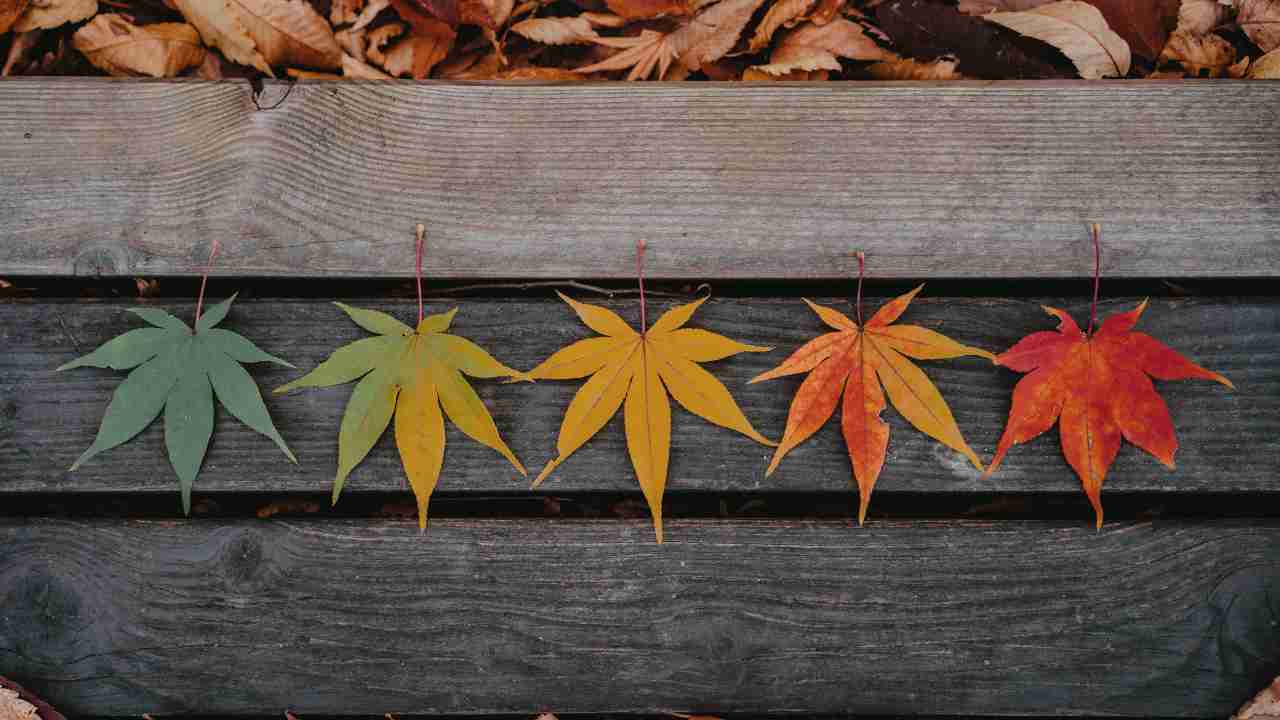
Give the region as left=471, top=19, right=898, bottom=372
left=71, top=243, right=128, bottom=277
left=217, top=529, right=278, bottom=593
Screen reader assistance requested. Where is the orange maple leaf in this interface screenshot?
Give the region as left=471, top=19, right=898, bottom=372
left=752, top=255, right=994, bottom=523
left=986, top=226, right=1234, bottom=527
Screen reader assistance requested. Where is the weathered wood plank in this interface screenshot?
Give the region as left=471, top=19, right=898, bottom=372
left=1, top=295, right=1266, bottom=499
left=2, top=517, right=1277, bottom=716
left=1, top=79, right=1278, bottom=279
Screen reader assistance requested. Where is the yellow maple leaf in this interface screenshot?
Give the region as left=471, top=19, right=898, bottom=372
left=531, top=287, right=774, bottom=543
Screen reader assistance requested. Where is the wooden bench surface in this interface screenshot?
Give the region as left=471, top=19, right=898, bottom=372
left=1, top=79, right=1279, bottom=279
left=1, top=79, right=1279, bottom=720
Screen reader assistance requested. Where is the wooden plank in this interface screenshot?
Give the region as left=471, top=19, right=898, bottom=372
left=1, top=295, right=1267, bottom=498
left=1, top=79, right=1278, bottom=279
left=2, top=517, right=1278, bottom=716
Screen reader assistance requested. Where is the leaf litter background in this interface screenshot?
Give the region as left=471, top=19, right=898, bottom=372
left=1, top=0, right=1278, bottom=79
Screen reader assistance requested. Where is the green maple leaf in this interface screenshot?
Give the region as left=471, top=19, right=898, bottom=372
left=60, top=294, right=296, bottom=512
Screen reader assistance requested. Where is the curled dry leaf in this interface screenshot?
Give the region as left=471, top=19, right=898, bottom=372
left=748, top=0, right=815, bottom=51
left=176, top=0, right=342, bottom=74
left=1233, top=676, right=1280, bottom=720
left=866, top=54, right=963, bottom=77
left=366, top=16, right=453, bottom=77
left=73, top=14, right=206, bottom=77
left=1, top=29, right=40, bottom=74
left=0, top=0, right=29, bottom=35
left=342, top=51, right=393, bottom=75
left=511, top=13, right=621, bottom=44
left=742, top=66, right=829, bottom=78
left=984, top=0, right=1131, bottom=77
left=1238, top=0, right=1280, bottom=51
left=578, top=0, right=765, bottom=78
left=605, top=0, right=689, bottom=20
left=1249, top=46, right=1280, bottom=77
left=0, top=688, right=37, bottom=720
left=331, top=0, right=362, bottom=24
left=959, top=0, right=1175, bottom=59
left=13, top=0, right=94, bottom=31
left=1175, top=0, right=1231, bottom=34
left=1158, top=27, right=1235, bottom=75
left=750, top=17, right=894, bottom=75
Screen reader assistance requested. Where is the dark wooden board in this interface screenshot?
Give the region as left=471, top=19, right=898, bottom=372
left=1, top=295, right=1267, bottom=499
left=2, top=517, right=1278, bottom=716
left=1, top=80, right=1279, bottom=279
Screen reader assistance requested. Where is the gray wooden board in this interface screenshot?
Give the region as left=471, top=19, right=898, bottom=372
left=1, top=517, right=1278, bottom=716
left=1, top=79, right=1279, bottom=279
left=0, top=295, right=1267, bottom=500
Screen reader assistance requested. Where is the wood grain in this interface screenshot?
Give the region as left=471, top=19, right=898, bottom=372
left=2, top=517, right=1278, bottom=716
left=2, top=295, right=1267, bottom=500
left=1, top=79, right=1278, bottom=279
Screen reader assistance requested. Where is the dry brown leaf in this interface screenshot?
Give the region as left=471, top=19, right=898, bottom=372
left=750, top=17, right=893, bottom=75
left=73, top=14, right=207, bottom=76
left=0, top=688, right=37, bottom=720
left=341, top=50, right=393, bottom=74
left=287, top=66, right=342, bottom=75
left=604, top=0, right=688, bottom=19
left=482, top=0, right=513, bottom=25
left=810, top=0, right=842, bottom=22
left=511, top=13, right=617, bottom=43
left=1249, top=46, right=1280, bottom=76
left=234, top=0, right=342, bottom=68
left=335, top=27, right=365, bottom=57
left=1238, top=0, right=1280, bottom=51
left=867, top=54, right=963, bottom=77
left=984, top=0, right=1131, bottom=77
left=331, top=0, right=363, bottom=24
left=174, top=0, right=267, bottom=72
left=1157, top=27, right=1234, bottom=74
left=497, top=64, right=586, bottom=77
left=366, top=15, right=453, bottom=76
left=1234, top=676, right=1280, bottom=719
left=749, top=0, right=815, bottom=51
left=350, top=0, right=389, bottom=29
left=742, top=65, right=827, bottom=77
left=1, top=29, right=40, bottom=74
left=13, top=0, right=94, bottom=31
left=960, top=0, right=1176, bottom=58
left=958, top=0, right=1050, bottom=13
left=0, top=0, right=29, bottom=34
left=578, top=0, right=765, bottom=77
left=1175, top=0, right=1231, bottom=33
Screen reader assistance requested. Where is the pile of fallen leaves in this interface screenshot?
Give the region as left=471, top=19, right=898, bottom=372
left=1, top=0, right=1277, bottom=79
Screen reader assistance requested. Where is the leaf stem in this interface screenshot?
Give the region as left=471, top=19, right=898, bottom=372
left=194, top=239, right=220, bottom=325
left=637, top=238, right=648, bottom=334
left=415, top=223, right=426, bottom=327
left=1087, top=223, right=1100, bottom=336
left=855, top=251, right=865, bottom=326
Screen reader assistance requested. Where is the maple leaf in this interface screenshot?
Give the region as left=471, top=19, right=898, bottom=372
left=986, top=226, right=1233, bottom=528
left=60, top=293, right=296, bottom=514
left=752, top=266, right=993, bottom=524
left=275, top=303, right=528, bottom=529
left=530, top=243, right=773, bottom=543
left=72, top=15, right=207, bottom=77
left=275, top=227, right=526, bottom=530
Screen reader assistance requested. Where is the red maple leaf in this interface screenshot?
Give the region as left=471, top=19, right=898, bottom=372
left=986, top=226, right=1233, bottom=527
